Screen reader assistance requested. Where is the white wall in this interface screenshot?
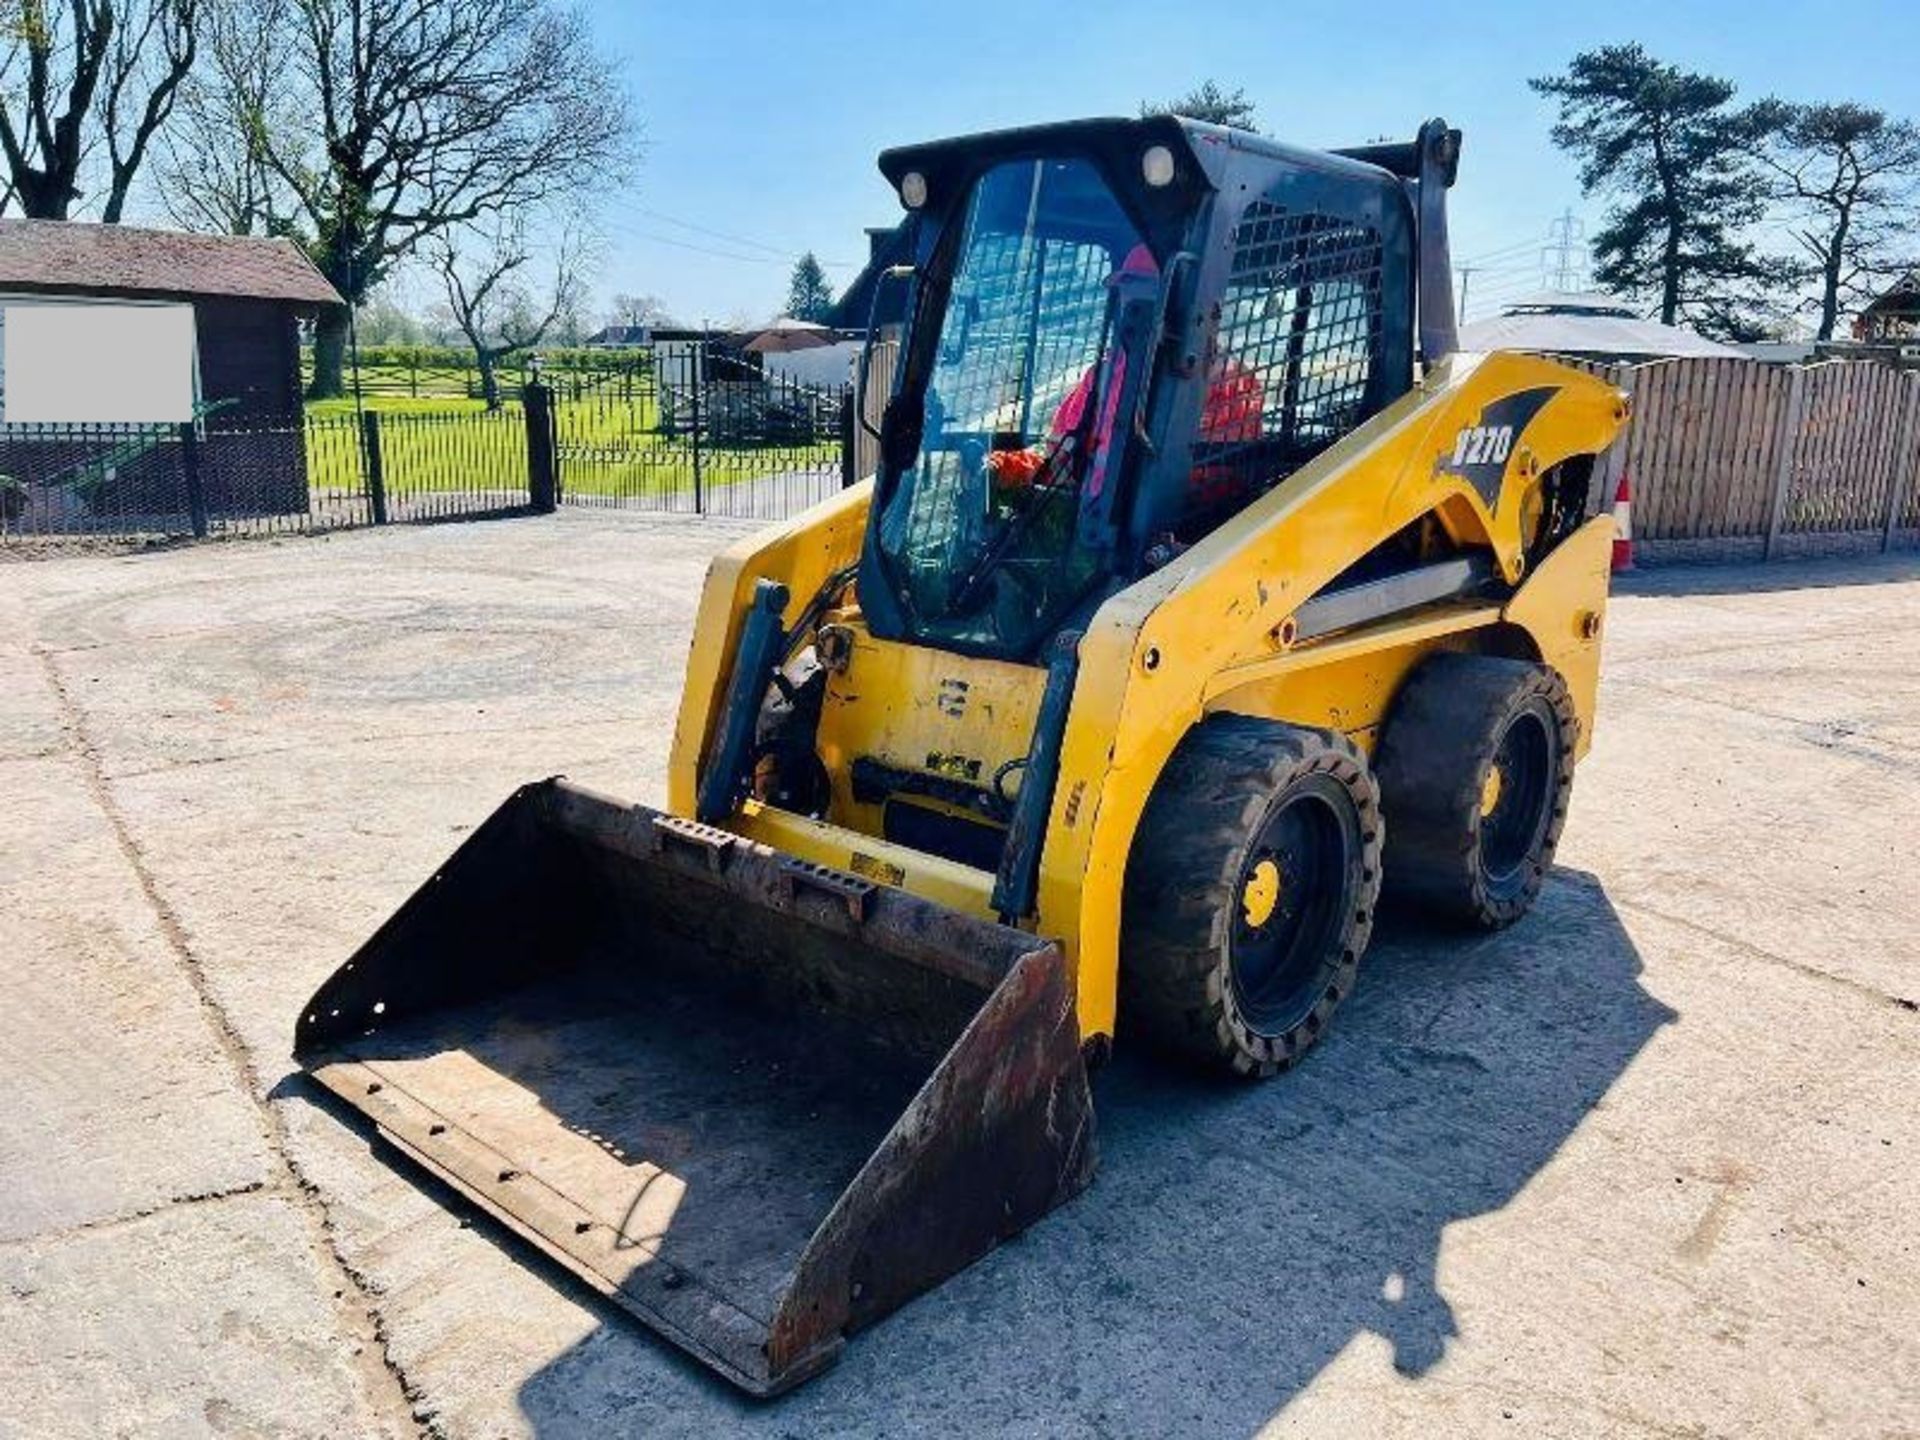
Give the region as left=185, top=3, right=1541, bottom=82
left=762, top=341, right=861, bottom=389
left=0, top=298, right=199, bottom=425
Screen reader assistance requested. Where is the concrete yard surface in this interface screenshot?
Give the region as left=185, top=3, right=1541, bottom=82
left=1, top=513, right=1916, bottom=1438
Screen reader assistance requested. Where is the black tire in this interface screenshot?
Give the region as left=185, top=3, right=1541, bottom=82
left=1373, top=653, right=1577, bottom=929
left=1120, top=716, right=1384, bottom=1078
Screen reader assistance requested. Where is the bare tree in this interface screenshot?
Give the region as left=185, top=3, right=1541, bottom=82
left=0, top=0, right=114, bottom=217
left=435, top=221, right=586, bottom=409
left=262, top=0, right=634, bottom=397
left=0, top=0, right=199, bottom=220
left=1741, top=101, right=1920, bottom=341
left=154, top=0, right=293, bottom=235
left=607, top=291, right=676, bottom=329
left=96, top=0, right=197, bottom=220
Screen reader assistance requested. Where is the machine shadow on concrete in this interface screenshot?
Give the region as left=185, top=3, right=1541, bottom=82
left=467, top=867, right=1672, bottom=1437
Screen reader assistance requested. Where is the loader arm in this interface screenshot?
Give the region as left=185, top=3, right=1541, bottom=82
left=667, top=482, right=872, bottom=818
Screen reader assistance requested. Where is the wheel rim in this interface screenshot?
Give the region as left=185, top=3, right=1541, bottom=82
left=1479, top=704, right=1558, bottom=886
left=1229, top=781, right=1357, bottom=1036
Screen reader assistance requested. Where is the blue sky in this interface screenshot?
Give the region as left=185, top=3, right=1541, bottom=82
left=581, top=0, right=1920, bottom=327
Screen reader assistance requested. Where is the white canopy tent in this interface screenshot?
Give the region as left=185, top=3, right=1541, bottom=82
left=1460, top=291, right=1747, bottom=362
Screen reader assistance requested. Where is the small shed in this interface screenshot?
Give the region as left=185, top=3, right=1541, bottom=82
left=0, top=220, right=342, bottom=422
left=1460, top=291, right=1746, bottom=362
left=586, top=324, right=653, bottom=349
left=0, top=222, right=342, bottom=532
left=1854, top=271, right=1920, bottom=343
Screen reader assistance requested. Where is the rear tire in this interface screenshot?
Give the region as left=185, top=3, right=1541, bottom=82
left=1373, top=653, right=1576, bottom=928
left=1120, top=717, right=1383, bottom=1078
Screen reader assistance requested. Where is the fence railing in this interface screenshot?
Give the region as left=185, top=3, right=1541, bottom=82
left=2, top=353, right=859, bottom=545
left=303, top=348, right=650, bottom=404
left=1, top=404, right=547, bottom=545
left=27, top=346, right=1911, bottom=564
left=554, top=342, right=852, bottom=520
left=1579, top=357, right=1920, bottom=562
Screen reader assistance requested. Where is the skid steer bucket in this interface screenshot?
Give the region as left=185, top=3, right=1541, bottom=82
left=294, top=779, right=1096, bottom=1395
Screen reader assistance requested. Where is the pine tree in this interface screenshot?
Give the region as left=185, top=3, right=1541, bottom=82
left=1532, top=45, right=1788, bottom=340
left=1140, top=81, right=1258, bottom=132
left=786, top=253, right=837, bottom=323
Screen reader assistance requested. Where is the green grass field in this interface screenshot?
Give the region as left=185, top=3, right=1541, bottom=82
left=302, top=386, right=837, bottom=501
left=306, top=395, right=495, bottom=418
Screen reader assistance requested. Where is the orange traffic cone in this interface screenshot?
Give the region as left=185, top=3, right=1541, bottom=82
left=1610, top=470, right=1634, bottom=573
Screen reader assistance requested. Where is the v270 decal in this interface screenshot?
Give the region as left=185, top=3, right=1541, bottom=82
left=1435, top=386, right=1561, bottom=509
left=1451, top=423, right=1517, bottom=468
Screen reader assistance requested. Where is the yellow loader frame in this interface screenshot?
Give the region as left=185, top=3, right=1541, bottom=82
left=670, top=348, right=1627, bottom=1041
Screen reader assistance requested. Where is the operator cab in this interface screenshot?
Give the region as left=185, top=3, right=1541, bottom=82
left=856, top=115, right=1456, bottom=663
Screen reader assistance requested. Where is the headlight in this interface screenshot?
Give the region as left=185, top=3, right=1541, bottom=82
left=1141, top=145, right=1176, bottom=188
left=900, top=171, right=928, bottom=209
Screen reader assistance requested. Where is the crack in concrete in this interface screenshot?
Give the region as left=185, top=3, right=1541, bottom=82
left=0, top=1181, right=270, bottom=1251
left=99, top=709, right=643, bottom=782
left=1612, top=892, right=1920, bottom=1017
left=32, top=643, right=437, bottom=1440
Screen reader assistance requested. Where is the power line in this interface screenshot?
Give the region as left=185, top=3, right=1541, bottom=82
left=1456, top=211, right=1599, bottom=321
left=608, top=208, right=858, bottom=270
left=1459, top=235, right=1553, bottom=266
left=1469, top=253, right=1554, bottom=276
left=634, top=207, right=810, bottom=259
left=603, top=222, right=799, bottom=266
left=1469, top=274, right=1552, bottom=311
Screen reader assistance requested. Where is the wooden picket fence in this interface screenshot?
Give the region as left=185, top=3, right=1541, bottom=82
left=1579, top=357, right=1920, bottom=562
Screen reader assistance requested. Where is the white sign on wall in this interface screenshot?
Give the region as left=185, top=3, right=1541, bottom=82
left=0, top=301, right=199, bottom=425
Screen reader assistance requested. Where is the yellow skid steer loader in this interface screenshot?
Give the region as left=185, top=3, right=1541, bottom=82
left=296, top=116, right=1626, bottom=1394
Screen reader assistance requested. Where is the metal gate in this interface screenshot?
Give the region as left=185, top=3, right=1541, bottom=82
left=555, top=338, right=851, bottom=520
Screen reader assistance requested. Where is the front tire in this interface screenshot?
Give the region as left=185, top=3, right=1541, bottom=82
left=1121, top=717, right=1384, bottom=1078
left=1373, top=653, right=1577, bottom=928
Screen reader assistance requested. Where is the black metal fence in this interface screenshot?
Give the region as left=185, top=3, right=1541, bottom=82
left=1, top=407, right=542, bottom=545
left=305, top=346, right=650, bottom=405
left=556, top=341, right=852, bottom=520
left=2, top=347, right=858, bottom=547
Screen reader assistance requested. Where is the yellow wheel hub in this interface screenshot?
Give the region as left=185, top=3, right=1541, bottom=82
left=1480, top=765, right=1504, bottom=818
left=1242, top=858, right=1282, bottom=928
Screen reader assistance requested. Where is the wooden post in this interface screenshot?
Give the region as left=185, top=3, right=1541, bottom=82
left=178, top=422, right=209, bottom=538
left=360, top=411, right=389, bottom=524
left=1764, top=366, right=1807, bottom=561
left=1884, top=372, right=1920, bottom=552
